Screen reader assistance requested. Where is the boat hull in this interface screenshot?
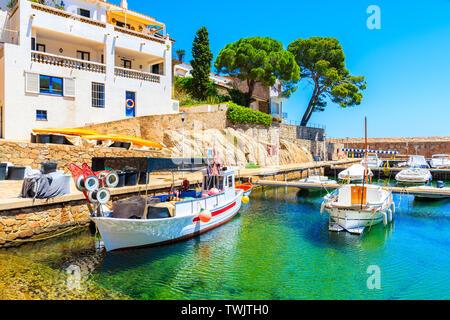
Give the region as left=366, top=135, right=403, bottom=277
left=325, top=207, right=385, bottom=231
left=92, top=192, right=243, bottom=251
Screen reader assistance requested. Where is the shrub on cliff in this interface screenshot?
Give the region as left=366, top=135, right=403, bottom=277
left=226, top=103, right=272, bottom=127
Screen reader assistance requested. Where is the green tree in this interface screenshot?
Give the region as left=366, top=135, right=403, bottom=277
left=176, top=49, right=186, bottom=62
left=215, top=37, right=300, bottom=107
left=288, top=37, right=367, bottom=126
left=190, top=27, right=213, bottom=100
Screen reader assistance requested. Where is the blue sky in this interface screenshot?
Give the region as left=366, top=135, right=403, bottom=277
left=113, top=0, right=450, bottom=138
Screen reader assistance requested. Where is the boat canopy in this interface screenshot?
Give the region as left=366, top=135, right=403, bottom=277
left=92, top=157, right=212, bottom=173
left=342, top=148, right=398, bottom=155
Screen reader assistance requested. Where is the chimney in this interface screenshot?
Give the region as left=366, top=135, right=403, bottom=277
left=120, top=0, right=128, bottom=9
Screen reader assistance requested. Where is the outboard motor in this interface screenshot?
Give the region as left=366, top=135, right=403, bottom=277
left=437, top=181, right=445, bottom=189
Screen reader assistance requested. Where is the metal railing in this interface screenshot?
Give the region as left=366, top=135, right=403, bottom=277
left=31, top=51, right=106, bottom=73
left=114, top=67, right=161, bottom=83
left=114, top=25, right=167, bottom=44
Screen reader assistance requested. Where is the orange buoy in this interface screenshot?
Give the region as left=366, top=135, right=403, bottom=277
left=199, top=209, right=212, bottom=223
left=242, top=196, right=250, bottom=204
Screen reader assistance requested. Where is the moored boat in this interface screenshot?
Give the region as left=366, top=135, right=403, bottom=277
left=430, top=154, right=450, bottom=169
left=338, top=164, right=373, bottom=182
left=299, top=175, right=337, bottom=185
left=236, top=182, right=253, bottom=197
left=89, top=157, right=244, bottom=252
left=322, top=184, right=394, bottom=234
left=395, top=168, right=432, bottom=185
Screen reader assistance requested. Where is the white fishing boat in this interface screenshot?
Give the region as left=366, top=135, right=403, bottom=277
left=299, top=175, right=337, bottom=185
left=430, top=154, right=450, bottom=169
left=89, top=157, right=246, bottom=252
left=321, top=184, right=394, bottom=234
left=360, top=153, right=383, bottom=168
left=323, top=118, right=395, bottom=234
left=338, top=164, right=373, bottom=182
left=395, top=168, right=432, bottom=185
left=399, top=155, right=430, bottom=169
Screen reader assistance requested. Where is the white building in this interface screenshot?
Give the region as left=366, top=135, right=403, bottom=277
left=0, top=0, right=178, bottom=140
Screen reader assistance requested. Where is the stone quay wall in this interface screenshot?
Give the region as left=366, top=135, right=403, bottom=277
left=0, top=140, right=161, bottom=174
left=329, top=137, right=450, bottom=158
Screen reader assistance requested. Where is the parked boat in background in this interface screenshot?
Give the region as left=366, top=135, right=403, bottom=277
left=412, top=181, right=450, bottom=199
left=399, top=155, right=431, bottom=169
left=338, top=164, right=373, bottom=182
left=430, top=154, right=450, bottom=169
left=360, top=153, right=383, bottom=168
left=299, top=175, right=337, bottom=185
left=236, top=182, right=253, bottom=197
left=395, top=168, right=432, bottom=185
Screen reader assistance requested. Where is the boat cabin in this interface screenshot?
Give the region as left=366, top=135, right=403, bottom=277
left=334, top=184, right=385, bottom=208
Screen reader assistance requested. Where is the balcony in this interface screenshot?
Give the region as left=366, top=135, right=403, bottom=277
left=31, top=51, right=106, bottom=74
left=30, top=2, right=106, bottom=28
left=114, top=67, right=161, bottom=83
left=113, top=25, right=167, bottom=45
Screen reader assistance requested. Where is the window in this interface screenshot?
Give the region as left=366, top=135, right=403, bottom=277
left=92, top=82, right=105, bottom=108
left=36, top=44, right=46, bottom=52
left=122, top=59, right=132, bottom=69
left=31, top=37, right=36, bottom=51
left=77, top=50, right=90, bottom=61
left=78, top=8, right=91, bottom=18
left=36, top=110, right=48, bottom=121
left=152, top=64, right=159, bottom=75
left=40, top=75, right=63, bottom=96
left=116, top=21, right=131, bottom=29
left=228, top=175, right=233, bottom=188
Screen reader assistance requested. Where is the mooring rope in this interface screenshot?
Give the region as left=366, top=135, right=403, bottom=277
left=0, top=226, right=80, bottom=243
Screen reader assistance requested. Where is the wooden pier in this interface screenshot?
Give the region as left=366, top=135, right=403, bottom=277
left=254, top=180, right=450, bottom=198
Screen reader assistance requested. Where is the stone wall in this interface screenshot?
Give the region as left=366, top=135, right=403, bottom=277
left=329, top=137, right=450, bottom=158
left=82, top=111, right=228, bottom=143
left=0, top=140, right=160, bottom=174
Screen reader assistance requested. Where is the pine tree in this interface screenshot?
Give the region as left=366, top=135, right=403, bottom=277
left=191, top=27, right=213, bottom=101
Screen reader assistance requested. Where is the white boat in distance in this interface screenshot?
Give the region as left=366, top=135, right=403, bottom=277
left=399, top=155, right=430, bottom=169
left=395, top=168, right=432, bottom=185
left=338, top=164, right=373, bottom=182
left=322, top=184, right=394, bottom=234
left=299, top=175, right=337, bottom=185
left=413, top=185, right=450, bottom=199
left=90, top=157, right=244, bottom=252
left=360, top=153, right=383, bottom=168
left=430, top=154, right=450, bottom=169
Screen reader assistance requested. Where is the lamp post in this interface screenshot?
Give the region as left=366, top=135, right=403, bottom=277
left=181, top=112, right=186, bottom=177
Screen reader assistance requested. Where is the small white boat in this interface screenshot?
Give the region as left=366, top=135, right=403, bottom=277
left=299, top=175, right=337, bottom=185
left=395, top=168, right=432, bottom=185
left=407, top=155, right=430, bottom=168
left=338, top=164, right=373, bottom=182
left=90, top=158, right=244, bottom=252
left=412, top=182, right=450, bottom=199
left=321, top=184, right=394, bottom=234
left=430, top=154, right=450, bottom=169
left=360, top=153, right=383, bottom=168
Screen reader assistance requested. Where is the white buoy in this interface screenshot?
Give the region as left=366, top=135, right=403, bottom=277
left=382, top=212, right=388, bottom=227
left=388, top=209, right=393, bottom=223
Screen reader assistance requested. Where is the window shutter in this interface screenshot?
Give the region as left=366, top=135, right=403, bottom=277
left=25, top=72, right=39, bottom=94
left=64, top=77, right=75, bottom=98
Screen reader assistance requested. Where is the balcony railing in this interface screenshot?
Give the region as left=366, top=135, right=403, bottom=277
left=115, top=67, right=161, bottom=83
left=30, top=2, right=106, bottom=28
left=113, top=26, right=166, bottom=44
left=31, top=51, right=106, bottom=73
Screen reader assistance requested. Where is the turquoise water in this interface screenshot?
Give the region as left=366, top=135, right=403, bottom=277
left=2, top=187, right=450, bottom=300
